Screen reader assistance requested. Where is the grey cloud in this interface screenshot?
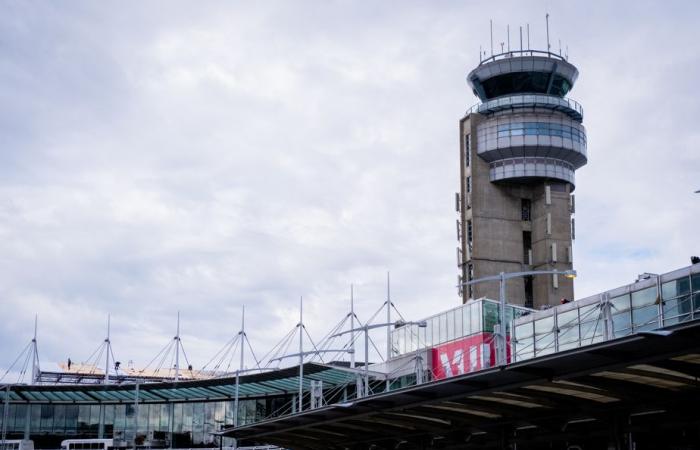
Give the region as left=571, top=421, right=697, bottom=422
left=1, top=1, right=698, bottom=375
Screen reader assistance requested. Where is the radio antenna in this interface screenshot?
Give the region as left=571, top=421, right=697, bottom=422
left=519, top=26, right=523, bottom=52
left=507, top=25, right=510, bottom=53
left=527, top=23, right=530, bottom=51
left=490, top=19, right=494, bottom=56
left=546, top=13, right=551, bottom=55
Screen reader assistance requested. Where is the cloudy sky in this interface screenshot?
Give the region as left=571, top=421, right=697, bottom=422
left=1, top=1, right=698, bottom=377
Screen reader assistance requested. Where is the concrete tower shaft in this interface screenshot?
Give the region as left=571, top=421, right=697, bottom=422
left=457, top=51, right=585, bottom=308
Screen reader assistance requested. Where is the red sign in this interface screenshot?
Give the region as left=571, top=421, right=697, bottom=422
left=430, top=333, right=509, bottom=379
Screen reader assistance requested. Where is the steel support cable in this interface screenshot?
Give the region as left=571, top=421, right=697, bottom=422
left=366, top=334, right=385, bottom=362
left=108, top=345, right=119, bottom=375
left=154, top=339, right=176, bottom=376
left=318, top=315, right=351, bottom=356
left=364, top=302, right=386, bottom=326
left=313, top=314, right=349, bottom=352
left=201, top=335, right=236, bottom=371
left=327, top=312, right=365, bottom=362
left=142, top=338, right=175, bottom=374
left=163, top=340, right=177, bottom=377
left=220, top=338, right=241, bottom=375
left=263, top=325, right=297, bottom=368
left=277, top=329, right=297, bottom=365
left=302, top=325, right=325, bottom=363
left=178, top=340, right=193, bottom=376
left=90, top=344, right=106, bottom=375
left=243, top=334, right=264, bottom=372
left=17, top=345, right=32, bottom=383
left=202, top=334, right=240, bottom=373
left=81, top=342, right=103, bottom=370
left=259, top=326, right=297, bottom=367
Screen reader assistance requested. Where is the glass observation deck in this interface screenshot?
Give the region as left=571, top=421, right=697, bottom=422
left=467, top=50, right=579, bottom=101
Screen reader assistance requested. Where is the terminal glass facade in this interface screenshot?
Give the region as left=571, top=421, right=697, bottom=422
left=0, top=397, right=286, bottom=447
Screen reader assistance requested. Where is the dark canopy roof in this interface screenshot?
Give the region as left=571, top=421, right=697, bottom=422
left=222, top=320, right=700, bottom=450
left=1, top=363, right=356, bottom=404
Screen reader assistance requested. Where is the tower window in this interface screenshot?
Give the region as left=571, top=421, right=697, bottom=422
left=464, top=134, right=471, bottom=167
left=521, top=199, right=531, bottom=221
left=466, top=176, right=472, bottom=193
left=522, top=231, right=532, bottom=264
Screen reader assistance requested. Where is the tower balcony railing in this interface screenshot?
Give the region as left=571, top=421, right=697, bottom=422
left=478, top=49, right=569, bottom=66
left=466, top=93, right=584, bottom=120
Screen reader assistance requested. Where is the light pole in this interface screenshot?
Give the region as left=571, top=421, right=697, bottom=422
left=459, top=269, right=577, bottom=365
left=332, top=320, right=426, bottom=397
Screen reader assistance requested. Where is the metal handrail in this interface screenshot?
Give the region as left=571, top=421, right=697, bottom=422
left=466, top=94, right=584, bottom=120
left=478, top=49, right=568, bottom=66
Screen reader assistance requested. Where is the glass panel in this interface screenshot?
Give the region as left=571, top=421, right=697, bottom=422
left=40, top=404, right=53, bottom=433
left=534, top=316, right=555, bottom=355
left=446, top=310, right=455, bottom=342
left=439, top=313, right=447, bottom=343
left=462, top=306, right=471, bottom=336
left=471, top=301, right=482, bottom=333
left=53, top=405, right=66, bottom=434
left=424, top=320, right=432, bottom=347
left=662, top=277, right=691, bottom=299
left=482, top=302, right=499, bottom=334
left=65, top=405, right=78, bottom=434
left=431, top=316, right=440, bottom=346
left=663, top=295, right=692, bottom=326
left=558, top=308, right=580, bottom=350
left=612, top=311, right=632, bottom=337
left=692, top=273, right=700, bottom=292
left=610, top=294, right=631, bottom=313
left=173, top=403, right=184, bottom=433
left=631, top=286, right=658, bottom=308
left=455, top=308, right=463, bottom=340
left=632, top=304, right=659, bottom=330
left=31, top=404, right=41, bottom=433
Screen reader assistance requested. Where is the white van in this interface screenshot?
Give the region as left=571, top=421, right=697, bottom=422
left=59, top=439, right=113, bottom=450
left=0, top=440, right=34, bottom=450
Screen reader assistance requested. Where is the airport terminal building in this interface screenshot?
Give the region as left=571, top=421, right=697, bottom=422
left=2, top=262, right=699, bottom=449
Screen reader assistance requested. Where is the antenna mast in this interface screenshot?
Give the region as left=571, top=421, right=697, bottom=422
left=30, top=315, right=38, bottom=385
left=490, top=19, right=494, bottom=56
left=350, top=285, right=355, bottom=369
left=546, top=13, right=551, bottom=55
left=298, top=296, right=304, bottom=413
left=175, top=312, right=180, bottom=382
left=386, top=272, right=391, bottom=361
left=104, top=315, right=111, bottom=385
left=233, top=306, right=245, bottom=427
left=507, top=25, right=510, bottom=53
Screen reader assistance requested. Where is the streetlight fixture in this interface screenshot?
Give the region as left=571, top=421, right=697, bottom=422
left=459, top=269, right=577, bottom=366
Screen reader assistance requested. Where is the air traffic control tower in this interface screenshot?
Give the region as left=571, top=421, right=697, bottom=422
left=457, top=48, right=586, bottom=308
